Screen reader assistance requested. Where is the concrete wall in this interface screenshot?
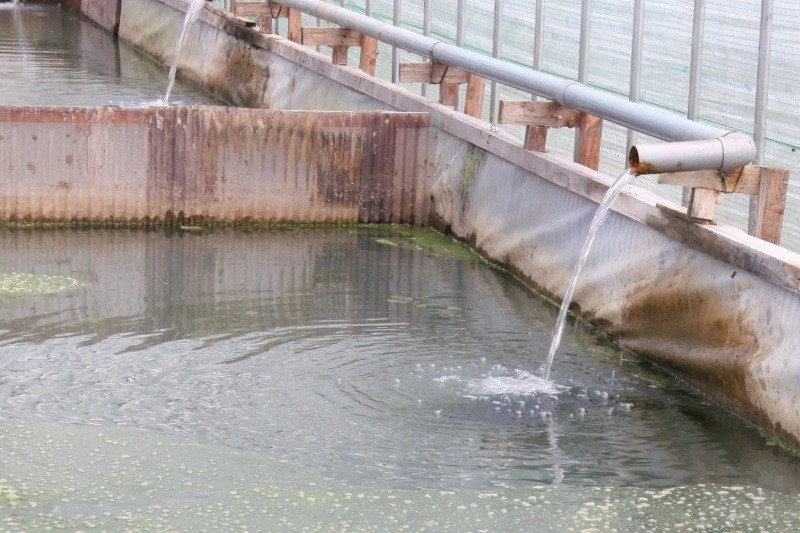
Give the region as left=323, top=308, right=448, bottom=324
left=80, top=0, right=121, bottom=33
left=0, top=106, right=433, bottom=224
left=40, top=0, right=800, bottom=447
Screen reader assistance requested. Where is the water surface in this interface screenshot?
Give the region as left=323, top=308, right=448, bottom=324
left=1, top=227, right=799, bottom=530
left=0, top=4, right=220, bottom=106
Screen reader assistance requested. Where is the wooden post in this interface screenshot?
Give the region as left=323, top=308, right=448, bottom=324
left=359, top=35, right=378, bottom=76
left=439, top=82, right=459, bottom=107
left=750, top=167, right=789, bottom=244
left=575, top=113, right=603, bottom=171
left=463, top=74, right=486, bottom=119
left=523, top=126, right=548, bottom=151
left=687, top=188, right=720, bottom=222
left=331, top=45, right=349, bottom=65
left=287, top=8, right=302, bottom=43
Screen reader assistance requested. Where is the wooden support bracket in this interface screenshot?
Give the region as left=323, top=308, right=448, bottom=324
left=399, top=62, right=484, bottom=118
left=301, top=27, right=378, bottom=70
left=498, top=100, right=603, bottom=170
left=658, top=164, right=789, bottom=243
left=232, top=0, right=300, bottom=40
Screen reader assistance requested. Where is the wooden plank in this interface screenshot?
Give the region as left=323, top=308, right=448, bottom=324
left=659, top=170, right=726, bottom=191
left=359, top=35, right=378, bottom=76
left=687, top=188, right=720, bottom=222
left=575, top=113, right=603, bottom=171
left=498, top=101, right=581, bottom=128
left=287, top=8, right=302, bottom=43
left=301, top=27, right=363, bottom=47
left=659, top=165, right=764, bottom=195
left=398, top=62, right=471, bottom=84
left=523, top=125, right=547, bottom=151
left=233, top=1, right=289, bottom=18
left=751, top=168, right=790, bottom=244
left=731, top=165, right=766, bottom=195
left=463, top=74, right=485, bottom=119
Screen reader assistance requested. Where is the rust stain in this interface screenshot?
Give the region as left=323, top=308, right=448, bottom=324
left=2, top=105, right=432, bottom=226
left=614, top=287, right=759, bottom=418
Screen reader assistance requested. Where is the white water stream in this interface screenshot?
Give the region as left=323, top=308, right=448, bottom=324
left=543, top=169, right=636, bottom=381
left=163, top=0, right=206, bottom=104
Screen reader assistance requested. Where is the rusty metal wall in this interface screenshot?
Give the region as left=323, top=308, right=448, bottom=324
left=0, top=106, right=434, bottom=225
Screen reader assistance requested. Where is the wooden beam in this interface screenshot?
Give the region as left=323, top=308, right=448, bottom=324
left=659, top=165, right=770, bottom=195
left=399, top=62, right=471, bottom=84
left=659, top=170, right=727, bottom=191
left=301, top=27, right=363, bottom=47
left=359, top=35, right=377, bottom=76
left=750, top=167, right=790, bottom=244
left=233, top=1, right=289, bottom=18
left=575, top=113, right=603, bottom=171
left=463, top=74, right=485, bottom=118
left=498, top=101, right=582, bottom=128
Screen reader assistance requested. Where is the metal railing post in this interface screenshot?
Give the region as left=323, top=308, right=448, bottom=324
left=685, top=0, right=706, bottom=205
left=490, top=0, right=503, bottom=124
left=574, top=0, right=591, bottom=160
left=422, top=0, right=431, bottom=97
left=626, top=0, right=645, bottom=163
left=391, top=0, right=400, bottom=83
left=456, top=0, right=467, bottom=110
left=749, top=0, right=775, bottom=234
left=365, top=0, right=372, bottom=18
left=533, top=0, right=544, bottom=73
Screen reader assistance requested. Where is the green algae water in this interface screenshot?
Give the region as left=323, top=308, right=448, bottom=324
left=1, top=226, right=800, bottom=531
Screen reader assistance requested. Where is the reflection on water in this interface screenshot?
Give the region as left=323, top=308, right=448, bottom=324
left=1, top=226, right=800, bottom=528
left=0, top=4, right=220, bottom=106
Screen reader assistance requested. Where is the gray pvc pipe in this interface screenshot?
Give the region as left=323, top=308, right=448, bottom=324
left=274, top=0, right=741, bottom=145
left=277, top=0, right=728, bottom=143
left=629, top=132, right=756, bottom=175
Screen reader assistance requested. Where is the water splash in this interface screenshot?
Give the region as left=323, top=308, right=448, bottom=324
left=163, top=0, right=206, bottom=105
left=465, top=368, right=565, bottom=397
left=542, top=169, right=636, bottom=380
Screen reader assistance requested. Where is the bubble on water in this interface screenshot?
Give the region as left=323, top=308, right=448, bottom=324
left=577, top=408, right=586, bottom=417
